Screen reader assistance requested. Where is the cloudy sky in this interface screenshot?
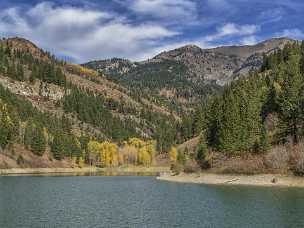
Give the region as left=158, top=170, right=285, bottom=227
left=1, top=0, right=304, bottom=63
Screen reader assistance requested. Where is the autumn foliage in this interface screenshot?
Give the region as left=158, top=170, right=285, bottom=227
left=86, top=138, right=156, bottom=167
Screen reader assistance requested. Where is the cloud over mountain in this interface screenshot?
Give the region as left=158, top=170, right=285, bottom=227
left=0, top=0, right=303, bottom=62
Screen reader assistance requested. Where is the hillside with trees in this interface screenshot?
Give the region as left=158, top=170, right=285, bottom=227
left=0, top=37, right=178, bottom=168
left=83, top=38, right=293, bottom=113
left=1, top=36, right=304, bottom=175
left=173, top=41, right=304, bottom=176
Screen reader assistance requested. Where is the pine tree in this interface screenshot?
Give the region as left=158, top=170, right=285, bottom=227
left=30, top=124, right=46, bottom=156
left=276, top=55, right=304, bottom=144
left=51, top=133, right=65, bottom=160
left=16, top=63, right=24, bottom=81
left=0, top=100, right=14, bottom=149
left=24, top=121, right=46, bottom=156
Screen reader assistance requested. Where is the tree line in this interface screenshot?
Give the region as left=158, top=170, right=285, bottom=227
left=0, top=41, right=66, bottom=86
left=181, top=41, right=304, bottom=167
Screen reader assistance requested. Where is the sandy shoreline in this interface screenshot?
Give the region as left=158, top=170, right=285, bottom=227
left=0, top=166, right=170, bottom=176
left=157, top=173, right=304, bottom=187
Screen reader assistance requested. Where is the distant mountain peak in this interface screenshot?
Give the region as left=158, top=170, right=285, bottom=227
left=153, top=44, right=203, bottom=61
left=174, top=44, right=202, bottom=51
left=1, top=37, right=50, bottom=61
left=210, top=37, right=295, bottom=59
left=83, top=37, right=296, bottom=87
left=4, top=37, right=39, bottom=50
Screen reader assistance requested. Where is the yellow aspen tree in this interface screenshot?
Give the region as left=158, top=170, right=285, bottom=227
left=138, top=147, right=152, bottom=166
left=121, top=144, right=137, bottom=165
left=109, top=143, right=118, bottom=167
left=169, top=146, right=177, bottom=164
left=100, top=141, right=118, bottom=167
left=87, top=140, right=101, bottom=166
left=78, top=157, right=85, bottom=168
left=146, top=140, right=156, bottom=165
left=128, top=138, right=145, bottom=148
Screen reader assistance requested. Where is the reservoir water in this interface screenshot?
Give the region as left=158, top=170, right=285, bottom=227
left=0, top=176, right=304, bottom=227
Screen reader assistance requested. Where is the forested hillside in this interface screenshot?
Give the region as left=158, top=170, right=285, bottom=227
left=84, top=38, right=293, bottom=113
left=173, top=41, right=304, bottom=175
left=1, top=36, right=303, bottom=173
left=0, top=37, right=179, bottom=168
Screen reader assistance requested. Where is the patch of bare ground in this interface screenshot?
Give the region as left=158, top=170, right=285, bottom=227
left=177, top=136, right=200, bottom=155
left=178, top=135, right=304, bottom=176
left=65, top=71, right=180, bottom=121
left=0, top=75, right=107, bottom=138
left=157, top=173, right=304, bottom=187
left=0, top=144, right=73, bottom=169
left=209, top=143, right=304, bottom=175
left=209, top=152, right=267, bottom=175
left=155, top=153, right=170, bottom=167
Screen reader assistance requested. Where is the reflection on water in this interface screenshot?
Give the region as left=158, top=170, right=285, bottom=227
left=4, top=171, right=159, bottom=177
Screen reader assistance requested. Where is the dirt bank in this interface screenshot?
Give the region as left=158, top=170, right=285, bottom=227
left=157, top=172, right=304, bottom=187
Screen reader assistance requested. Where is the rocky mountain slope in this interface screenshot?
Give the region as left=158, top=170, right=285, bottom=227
left=0, top=37, right=178, bottom=168
left=83, top=38, right=294, bottom=109
left=0, top=37, right=177, bottom=136
left=86, top=38, right=293, bottom=85
left=0, top=36, right=297, bottom=169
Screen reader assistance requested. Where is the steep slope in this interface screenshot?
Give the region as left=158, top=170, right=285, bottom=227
left=83, top=38, right=294, bottom=109
left=153, top=38, right=292, bottom=85
left=174, top=41, right=304, bottom=175
left=0, top=37, right=178, bottom=135
left=0, top=37, right=179, bottom=168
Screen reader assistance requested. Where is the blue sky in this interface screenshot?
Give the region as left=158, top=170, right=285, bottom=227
left=0, top=0, right=304, bottom=63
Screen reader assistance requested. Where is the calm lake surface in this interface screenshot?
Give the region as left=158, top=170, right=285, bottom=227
left=1, top=176, right=304, bottom=228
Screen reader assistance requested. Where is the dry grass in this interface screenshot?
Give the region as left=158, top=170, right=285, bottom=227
left=290, top=143, right=304, bottom=176
left=212, top=155, right=266, bottom=175
left=183, top=160, right=201, bottom=173
left=0, top=144, right=73, bottom=169
left=264, top=145, right=290, bottom=172
left=177, top=136, right=200, bottom=156
left=208, top=142, right=304, bottom=175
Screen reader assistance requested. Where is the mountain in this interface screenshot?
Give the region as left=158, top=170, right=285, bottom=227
left=171, top=40, right=304, bottom=175
left=83, top=38, right=294, bottom=109
left=0, top=37, right=177, bottom=168
left=0, top=36, right=299, bottom=171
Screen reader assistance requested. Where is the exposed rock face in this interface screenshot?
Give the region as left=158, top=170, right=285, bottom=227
left=84, top=58, right=136, bottom=76
left=0, top=76, right=65, bottom=101
left=84, top=37, right=294, bottom=86
left=148, top=37, right=294, bottom=85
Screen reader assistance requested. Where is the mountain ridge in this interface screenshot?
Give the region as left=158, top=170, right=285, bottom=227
left=83, top=37, right=295, bottom=108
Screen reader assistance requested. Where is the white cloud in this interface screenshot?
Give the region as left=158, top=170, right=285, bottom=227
left=128, top=0, right=197, bottom=23
left=140, top=23, right=261, bottom=58
left=0, top=1, right=265, bottom=63
left=258, top=8, right=284, bottom=24
left=277, top=29, right=304, bottom=40
left=204, top=23, right=260, bottom=42
left=240, top=36, right=258, bottom=45
left=0, top=2, right=179, bottom=62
